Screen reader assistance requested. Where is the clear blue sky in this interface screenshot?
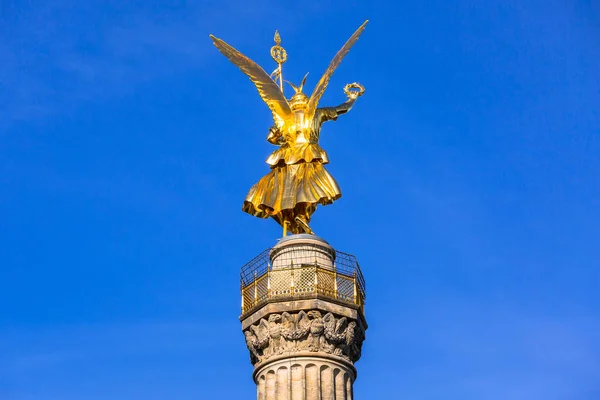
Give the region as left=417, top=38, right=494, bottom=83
left=1, top=0, right=599, bottom=399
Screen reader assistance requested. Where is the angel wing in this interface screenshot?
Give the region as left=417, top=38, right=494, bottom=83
left=293, top=311, right=311, bottom=339
left=296, top=311, right=310, bottom=329
left=251, top=319, right=271, bottom=349
left=335, top=317, right=348, bottom=335
left=281, top=312, right=295, bottom=338
left=307, top=20, right=368, bottom=119
left=209, top=34, right=293, bottom=129
left=345, top=321, right=357, bottom=345
left=323, top=313, right=336, bottom=335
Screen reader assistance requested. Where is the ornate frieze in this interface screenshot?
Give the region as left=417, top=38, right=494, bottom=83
left=243, top=310, right=365, bottom=365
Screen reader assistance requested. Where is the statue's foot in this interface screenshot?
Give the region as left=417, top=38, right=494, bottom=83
left=294, top=216, right=313, bottom=235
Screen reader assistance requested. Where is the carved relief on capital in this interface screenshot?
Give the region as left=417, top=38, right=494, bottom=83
left=243, top=310, right=364, bottom=365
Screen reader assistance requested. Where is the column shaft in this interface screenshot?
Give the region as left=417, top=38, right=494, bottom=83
left=255, top=358, right=354, bottom=400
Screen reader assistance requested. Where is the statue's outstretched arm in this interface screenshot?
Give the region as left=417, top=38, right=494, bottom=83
left=320, top=98, right=357, bottom=122
left=333, top=98, right=357, bottom=116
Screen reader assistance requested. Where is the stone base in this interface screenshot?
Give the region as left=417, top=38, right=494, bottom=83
left=255, top=356, right=355, bottom=400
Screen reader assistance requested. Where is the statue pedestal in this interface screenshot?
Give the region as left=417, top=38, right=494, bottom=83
left=240, top=235, right=367, bottom=400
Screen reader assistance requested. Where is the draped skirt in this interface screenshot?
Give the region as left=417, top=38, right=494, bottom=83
left=242, top=161, right=342, bottom=226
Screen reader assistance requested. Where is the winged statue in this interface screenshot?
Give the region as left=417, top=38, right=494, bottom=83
left=210, top=21, right=367, bottom=235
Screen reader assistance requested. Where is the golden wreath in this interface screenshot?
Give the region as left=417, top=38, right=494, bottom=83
left=343, top=82, right=365, bottom=98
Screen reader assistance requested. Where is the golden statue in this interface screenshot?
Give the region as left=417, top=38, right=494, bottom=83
left=210, top=21, right=367, bottom=235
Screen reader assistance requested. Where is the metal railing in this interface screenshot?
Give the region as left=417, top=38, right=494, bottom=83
left=240, top=248, right=366, bottom=315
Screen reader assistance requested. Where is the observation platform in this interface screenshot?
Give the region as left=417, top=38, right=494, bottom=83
left=240, top=234, right=366, bottom=318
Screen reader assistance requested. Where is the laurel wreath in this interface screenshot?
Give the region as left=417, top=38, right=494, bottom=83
left=270, top=45, right=287, bottom=64
left=344, top=82, right=365, bottom=98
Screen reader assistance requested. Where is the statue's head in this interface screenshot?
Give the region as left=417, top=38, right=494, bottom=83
left=290, top=92, right=309, bottom=112
left=287, top=73, right=309, bottom=112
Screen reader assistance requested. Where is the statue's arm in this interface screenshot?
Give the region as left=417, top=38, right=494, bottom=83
left=334, top=98, right=357, bottom=116
left=320, top=98, right=357, bottom=122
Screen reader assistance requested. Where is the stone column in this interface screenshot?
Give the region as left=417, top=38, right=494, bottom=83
left=240, top=235, right=367, bottom=400
left=255, top=357, right=354, bottom=400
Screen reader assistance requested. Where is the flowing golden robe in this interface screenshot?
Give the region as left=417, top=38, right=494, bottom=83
left=243, top=100, right=354, bottom=233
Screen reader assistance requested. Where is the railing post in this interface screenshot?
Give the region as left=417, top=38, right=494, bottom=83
left=314, top=258, right=318, bottom=295
left=353, top=270, right=358, bottom=305
left=267, top=268, right=271, bottom=298
left=334, top=264, right=338, bottom=299
left=290, top=265, right=295, bottom=296
left=315, top=265, right=319, bottom=295
left=254, top=271, right=258, bottom=306
left=241, top=284, right=245, bottom=312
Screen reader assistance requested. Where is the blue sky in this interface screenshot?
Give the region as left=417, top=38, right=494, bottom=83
left=1, top=0, right=599, bottom=398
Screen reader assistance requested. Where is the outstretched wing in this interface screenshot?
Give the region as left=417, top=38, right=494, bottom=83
left=307, top=20, right=368, bottom=118
left=210, top=34, right=293, bottom=128
left=335, top=317, right=348, bottom=334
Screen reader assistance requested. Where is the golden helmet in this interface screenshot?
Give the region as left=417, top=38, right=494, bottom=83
left=287, top=73, right=309, bottom=112
left=289, top=92, right=309, bottom=111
